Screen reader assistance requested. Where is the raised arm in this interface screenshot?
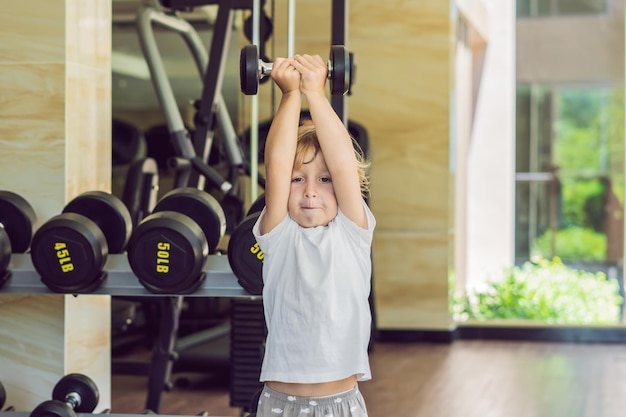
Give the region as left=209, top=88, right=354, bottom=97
left=291, top=54, right=367, bottom=228
left=260, top=57, right=302, bottom=235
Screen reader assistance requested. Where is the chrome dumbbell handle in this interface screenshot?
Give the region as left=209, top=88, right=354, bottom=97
left=240, top=45, right=351, bottom=96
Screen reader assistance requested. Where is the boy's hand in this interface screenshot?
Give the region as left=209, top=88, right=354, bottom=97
left=292, top=54, right=327, bottom=96
left=271, top=57, right=301, bottom=95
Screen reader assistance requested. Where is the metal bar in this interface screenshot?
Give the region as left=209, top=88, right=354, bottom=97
left=515, top=172, right=554, bottom=181
left=136, top=7, right=188, bottom=133
left=249, top=0, right=261, bottom=204
left=4, top=254, right=255, bottom=298
left=144, top=296, right=183, bottom=413
left=287, top=0, right=295, bottom=56
left=178, top=5, right=244, bottom=173
left=330, top=0, right=348, bottom=125
left=190, top=1, right=235, bottom=184
left=0, top=414, right=234, bottom=417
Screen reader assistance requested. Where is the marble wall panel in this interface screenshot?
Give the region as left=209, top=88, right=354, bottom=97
left=373, top=231, right=452, bottom=330
left=66, top=0, right=112, bottom=68
left=267, top=0, right=451, bottom=44
left=0, top=62, right=66, bottom=223
left=0, top=295, right=111, bottom=411
left=351, top=0, right=450, bottom=40
left=0, top=2, right=65, bottom=63
left=368, top=128, right=449, bottom=230
left=65, top=62, right=112, bottom=199
left=0, top=295, right=65, bottom=407
left=65, top=295, right=112, bottom=413
left=0, top=0, right=112, bottom=409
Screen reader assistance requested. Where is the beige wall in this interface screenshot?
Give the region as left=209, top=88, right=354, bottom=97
left=0, top=1, right=112, bottom=410
left=517, top=5, right=625, bottom=84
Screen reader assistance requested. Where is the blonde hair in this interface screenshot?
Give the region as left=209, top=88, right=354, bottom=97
left=294, top=124, right=371, bottom=198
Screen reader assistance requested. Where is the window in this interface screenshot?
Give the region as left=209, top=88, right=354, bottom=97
left=515, top=86, right=622, bottom=271
left=517, top=0, right=608, bottom=17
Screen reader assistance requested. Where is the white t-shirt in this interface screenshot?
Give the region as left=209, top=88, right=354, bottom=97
left=252, top=201, right=376, bottom=383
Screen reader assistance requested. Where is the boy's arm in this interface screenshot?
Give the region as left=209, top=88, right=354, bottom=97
left=260, top=58, right=302, bottom=235
left=293, top=54, right=367, bottom=229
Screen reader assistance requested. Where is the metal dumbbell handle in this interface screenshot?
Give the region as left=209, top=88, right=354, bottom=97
left=240, top=45, right=350, bottom=95
left=64, top=392, right=81, bottom=410
left=257, top=59, right=334, bottom=80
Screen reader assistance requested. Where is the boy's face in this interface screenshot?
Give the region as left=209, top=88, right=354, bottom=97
left=288, top=149, right=338, bottom=227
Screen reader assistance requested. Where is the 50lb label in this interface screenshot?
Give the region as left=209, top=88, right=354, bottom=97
left=156, top=242, right=170, bottom=273
left=250, top=242, right=264, bottom=262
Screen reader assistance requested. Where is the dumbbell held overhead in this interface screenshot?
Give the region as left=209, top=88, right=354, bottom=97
left=240, top=44, right=351, bottom=96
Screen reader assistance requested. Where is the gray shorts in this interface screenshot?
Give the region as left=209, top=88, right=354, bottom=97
left=255, top=384, right=368, bottom=417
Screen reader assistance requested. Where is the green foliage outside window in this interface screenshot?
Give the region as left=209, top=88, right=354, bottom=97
left=452, top=257, right=622, bottom=325
left=531, top=88, right=623, bottom=263
left=560, top=179, right=606, bottom=230
left=531, top=226, right=606, bottom=262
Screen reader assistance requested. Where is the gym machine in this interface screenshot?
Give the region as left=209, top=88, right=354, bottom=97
left=130, top=0, right=269, bottom=412
left=136, top=0, right=265, bottom=230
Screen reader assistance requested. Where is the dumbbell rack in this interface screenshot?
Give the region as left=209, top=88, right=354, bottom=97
left=3, top=254, right=253, bottom=298
left=0, top=411, right=233, bottom=417
left=3, top=254, right=257, bottom=415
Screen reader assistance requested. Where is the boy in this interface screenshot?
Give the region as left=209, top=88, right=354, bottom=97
left=252, top=53, right=375, bottom=417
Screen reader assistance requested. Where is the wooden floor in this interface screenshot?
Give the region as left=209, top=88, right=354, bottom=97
left=111, top=339, right=626, bottom=417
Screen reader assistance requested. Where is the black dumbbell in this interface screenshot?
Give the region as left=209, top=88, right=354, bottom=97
left=228, top=193, right=266, bottom=296
left=246, top=192, right=266, bottom=217
left=30, top=191, right=132, bottom=293
left=0, top=191, right=37, bottom=285
left=127, top=187, right=226, bottom=294
left=30, top=373, right=99, bottom=417
left=0, top=380, right=14, bottom=411
left=0, top=380, right=6, bottom=410
left=240, top=44, right=351, bottom=96
left=247, top=388, right=263, bottom=417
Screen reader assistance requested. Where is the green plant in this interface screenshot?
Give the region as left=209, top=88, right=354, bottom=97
left=531, top=226, right=606, bottom=262
left=561, top=178, right=606, bottom=230
left=452, top=257, right=623, bottom=325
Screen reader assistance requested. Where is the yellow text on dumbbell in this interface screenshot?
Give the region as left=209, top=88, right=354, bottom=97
left=54, top=242, right=75, bottom=272
left=250, top=242, right=264, bottom=262
left=156, top=242, right=170, bottom=273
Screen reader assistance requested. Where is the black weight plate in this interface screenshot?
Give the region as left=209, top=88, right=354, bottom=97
left=0, top=380, right=5, bottom=410
left=52, top=373, right=100, bottom=413
left=329, top=45, right=348, bottom=96
left=348, top=51, right=356, bottom=92
left=0, top=190, right=36, bottom=253
left=246, top=193, right=265, bottom=217
left=240, top=45, right=260, bottom=95
left=31, top=213, right=107, bottom=293
left=153, top=188, right=226, bottom=253
left=63, top=191, right=133, bottom=254
left=30, top=400, right=72, bottom=417
left=127, top=211, right=207, bottom=294
left=243, top=13, right=273, bottom=44
left=228, top=212, right=264, bottom=295
left=221, top=193, right=244, bottom=235
left=0, top=228, right=10, bottom=279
